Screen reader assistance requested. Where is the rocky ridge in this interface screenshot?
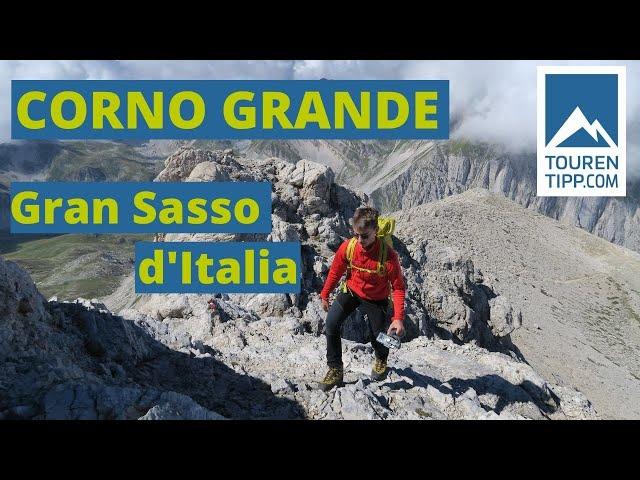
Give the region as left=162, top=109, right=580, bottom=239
left=0, top=149, right=598, bottom=420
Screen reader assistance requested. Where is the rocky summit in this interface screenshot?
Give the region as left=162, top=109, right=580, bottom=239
left=0, top=149, right=600, bottom=420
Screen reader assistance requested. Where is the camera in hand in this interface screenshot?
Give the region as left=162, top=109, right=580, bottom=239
left=376, top=332, right=401, bottom=350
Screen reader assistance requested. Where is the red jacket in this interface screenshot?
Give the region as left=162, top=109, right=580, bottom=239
left=320, top=237, right=406, bottom=322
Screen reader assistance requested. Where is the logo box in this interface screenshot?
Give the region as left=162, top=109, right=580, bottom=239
left=537, top=66, right=626, bottom=197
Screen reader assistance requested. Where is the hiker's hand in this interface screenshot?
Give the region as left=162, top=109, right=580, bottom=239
left=321, top=298, right=329, bottom=312
left=388, top=320, right=404, bottom=337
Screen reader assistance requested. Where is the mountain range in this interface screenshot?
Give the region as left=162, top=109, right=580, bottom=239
left=1, top=139, right=639, bottom=256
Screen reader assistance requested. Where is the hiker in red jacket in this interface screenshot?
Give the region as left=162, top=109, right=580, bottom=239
left=317, top=206, right=406, bottom=391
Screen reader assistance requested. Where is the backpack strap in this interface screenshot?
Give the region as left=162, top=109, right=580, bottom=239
left=339, top=238, right=358, bottom=294
left=345, top=237, right=388, bottom=277
left=376, top=239, right=388, bottom=276
left=345, top=237, right=358, bottom=265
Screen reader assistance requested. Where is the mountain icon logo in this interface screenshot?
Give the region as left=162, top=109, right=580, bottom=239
left=537, top=66, right=626, bottom=197
left=546, top=106, right=616, bottom=148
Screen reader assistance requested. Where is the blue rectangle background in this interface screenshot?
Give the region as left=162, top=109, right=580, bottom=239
left=12, top=80, right=449, bottom=139
left=10, top=181, right=272, bottom=233
left=134, top=241, right=301, bottom=293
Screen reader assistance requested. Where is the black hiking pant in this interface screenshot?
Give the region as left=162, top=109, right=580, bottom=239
left=325, top=290, right=391, bottom=369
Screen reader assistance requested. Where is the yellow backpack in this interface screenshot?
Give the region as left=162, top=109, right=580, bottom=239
left=340, top=216, right=396, bottom=294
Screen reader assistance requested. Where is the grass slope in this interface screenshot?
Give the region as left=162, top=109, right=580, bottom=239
left=2, top=233, right=151, bottom=300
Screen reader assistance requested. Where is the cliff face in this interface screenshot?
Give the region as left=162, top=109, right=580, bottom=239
left=235, top=139, right=640, bottom=254
left=369, top=142, right=640, bottom=253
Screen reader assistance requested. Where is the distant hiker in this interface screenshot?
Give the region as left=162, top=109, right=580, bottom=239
left=317, top=206, right=406, bottom=391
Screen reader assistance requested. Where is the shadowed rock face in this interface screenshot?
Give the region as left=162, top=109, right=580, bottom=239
left=0, top=257, right=304, bottom=420
left=0, top=254, right=597, bottom=420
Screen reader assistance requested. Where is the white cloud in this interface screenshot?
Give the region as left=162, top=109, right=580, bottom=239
left=1, top=59, right=638, bottom=176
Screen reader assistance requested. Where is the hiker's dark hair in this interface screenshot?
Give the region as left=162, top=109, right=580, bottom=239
left=352, top=206, right=379, bottom=231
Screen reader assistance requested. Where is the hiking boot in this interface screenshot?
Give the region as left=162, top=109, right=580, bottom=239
left=318, top=367, right=344, bottom=391
left=371, top=358, right=388, bottom=381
